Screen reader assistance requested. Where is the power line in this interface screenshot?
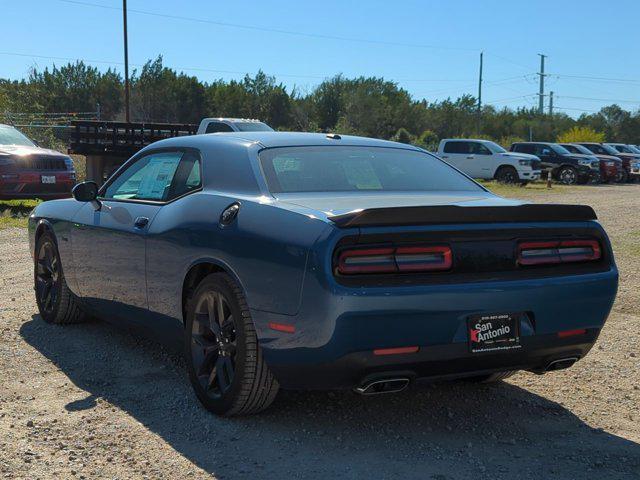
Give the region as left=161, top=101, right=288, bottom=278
left=558, top=95, right=640, bottom=105
left=551, top=74, right=640, bottom=84
left=58, top=0, right=479, bottom=52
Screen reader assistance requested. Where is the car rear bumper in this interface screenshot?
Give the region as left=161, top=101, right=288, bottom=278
left=268, top=332, right=598, bottom=389
left=0, top=171, right=75, bottom=198
left=254, top=268, right=618, bottom=390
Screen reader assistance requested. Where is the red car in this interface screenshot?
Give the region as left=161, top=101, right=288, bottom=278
left=560, top=143, right=622, bottom=183
left=0, top=124, right=76, bottom=199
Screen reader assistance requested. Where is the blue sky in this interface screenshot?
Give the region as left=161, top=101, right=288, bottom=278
left=2, top=0, right=640, bottom=116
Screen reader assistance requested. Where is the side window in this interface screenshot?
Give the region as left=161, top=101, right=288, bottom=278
left=103, top=151, right=201, bottom=202
left=168, top=151, right=202, bottom=199
left=443, top=141, right=468, bottom=154
left=513, top=144, right=528, bottom=154
left=563, top=145, right=577, bottom=153
left=205, top=122, right=234, bottom=133
left=470, top=143, right=491, bottom=155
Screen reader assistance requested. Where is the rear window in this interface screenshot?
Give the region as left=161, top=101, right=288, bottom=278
left=259, top=146, right=483, bottom=193
left=235, top=122, right=274, bottom=132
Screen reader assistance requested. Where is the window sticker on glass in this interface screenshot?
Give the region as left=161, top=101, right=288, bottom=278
left=135, top=156, right=181, bottom=200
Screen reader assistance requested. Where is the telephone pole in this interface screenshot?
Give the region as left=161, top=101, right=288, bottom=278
left=548, top=91, right=554, bottom=115
left=123, top=0, right=131, bottom=122
left=477, top=51, right=483, bottom=134
left=537, top=54, right=546, bottom=115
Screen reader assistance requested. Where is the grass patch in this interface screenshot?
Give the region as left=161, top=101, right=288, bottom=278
left=0, top=199, right=41, bottom=230
left=477, top=180, right=581, bottom=198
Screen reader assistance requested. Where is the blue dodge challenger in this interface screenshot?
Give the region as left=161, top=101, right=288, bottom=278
left=28, top=132, right=618, bottom=415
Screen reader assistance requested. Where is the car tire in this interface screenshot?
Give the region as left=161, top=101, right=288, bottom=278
left=465, top=371, right=516, bottom=383
left=34, top=232, right=87, bottom=324
left=495, top=166, right=519, bottom=184
left=558, top=166, right=578, bottom=185
left=617, top=169, right=628, bottom=183
left=185, top=273, right=279, bottom=416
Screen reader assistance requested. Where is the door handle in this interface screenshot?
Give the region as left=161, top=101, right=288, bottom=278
left=134, top=216, right=149, bottom=229
left=466, top=155, right=475, bottom=159
left=441, top=155, right=449, bottom=159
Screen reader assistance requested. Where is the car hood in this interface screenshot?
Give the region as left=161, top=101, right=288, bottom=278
left=593, top=154, right=622, bottom=162
left=497, top=152, right=539, bottom=160
left=273, top=191, right=522, bottom=220
left=0, top=144, right=67, bottom=157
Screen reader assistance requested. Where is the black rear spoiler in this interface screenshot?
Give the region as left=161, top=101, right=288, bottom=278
left=328, top=204, right=597, bottom=228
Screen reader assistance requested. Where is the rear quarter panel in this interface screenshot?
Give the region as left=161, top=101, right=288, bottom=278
left=145, top=192, right=332, bottom=321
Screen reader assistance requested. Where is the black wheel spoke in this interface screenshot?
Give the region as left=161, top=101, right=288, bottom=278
left=215, top=356, right=234, bottom=393
left=190, top=287, right=238, bottom=400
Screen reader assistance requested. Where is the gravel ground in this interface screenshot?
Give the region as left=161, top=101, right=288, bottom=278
left=1, top=184, right=639, bottom=480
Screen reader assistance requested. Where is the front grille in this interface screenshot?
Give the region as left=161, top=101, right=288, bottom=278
left=16, top=157, right=67, bottom=171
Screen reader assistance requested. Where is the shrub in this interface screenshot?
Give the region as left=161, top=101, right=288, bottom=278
left=557, top=126, right=605, bottom=143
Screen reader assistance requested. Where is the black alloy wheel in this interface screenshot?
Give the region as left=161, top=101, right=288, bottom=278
left=35, top=240, right=60, bottom=317
left=33, top=232, right=86, bottom=324
left=495, top=166, right=519, bottom=184
left=185, top=273, right=279, bottom=416
left=190, top=290, right=238, bottom=399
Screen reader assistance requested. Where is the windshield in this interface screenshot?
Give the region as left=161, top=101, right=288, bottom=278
left=259, top=146, right=484, bottom=193
left=234, top=122, right=274, bottom=132
left=0, top=125, right=36, bottom=147
left=484, top=141, right=507, bottom=153
left=612, top=144, right=633, bottom=153
left=597, top=144, right=622, bottom=155
left=566, top=144, right=594, bottom=155
left=550, top=144, right=571, bottom=155
left=626, top=145, right=640, bottom=154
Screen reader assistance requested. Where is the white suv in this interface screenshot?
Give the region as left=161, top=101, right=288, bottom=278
left=437, top=139, right=541, bottom=184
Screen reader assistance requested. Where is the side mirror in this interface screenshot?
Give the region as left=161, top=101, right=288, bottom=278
left=72, top=181, right=101, bottom=210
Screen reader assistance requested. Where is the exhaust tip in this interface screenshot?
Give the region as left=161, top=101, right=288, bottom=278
left=546, top=357, right=579, bottom=372
left=354, top=378, right=410, bottom=395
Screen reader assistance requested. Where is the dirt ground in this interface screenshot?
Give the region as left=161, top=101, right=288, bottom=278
left=1, top=184, right=639, bottom=480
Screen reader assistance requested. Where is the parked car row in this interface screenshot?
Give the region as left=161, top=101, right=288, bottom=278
left=436, top=138, right=640, bottom=185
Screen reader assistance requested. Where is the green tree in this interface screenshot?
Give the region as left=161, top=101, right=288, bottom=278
left=557, top=126, right=606, bottom=143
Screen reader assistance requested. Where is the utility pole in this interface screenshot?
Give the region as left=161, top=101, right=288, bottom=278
left=548, top=91, right=554, bottom=115
left=123, top=0, right=130, bottom=122
left=537, top=54, right=546, bottom=115
left=477, top=51, right=483, bottom=134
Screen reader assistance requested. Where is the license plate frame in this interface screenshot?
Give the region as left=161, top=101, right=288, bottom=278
left=41, top=175, right=56, bottom=184
left=468, top=313, right=521, bottom=354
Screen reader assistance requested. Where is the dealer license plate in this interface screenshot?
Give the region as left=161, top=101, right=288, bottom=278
left=41, top=175, right=56, bottom=184
left=468, top=313, right=521, bottom=353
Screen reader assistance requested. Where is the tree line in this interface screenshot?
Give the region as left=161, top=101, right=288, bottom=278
left=1, top=56, right=639, bottom=150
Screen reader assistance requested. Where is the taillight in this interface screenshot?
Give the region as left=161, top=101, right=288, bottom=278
left=517, top=239, right=601, bottom=266
left=337, top=245, right=452, bottom=275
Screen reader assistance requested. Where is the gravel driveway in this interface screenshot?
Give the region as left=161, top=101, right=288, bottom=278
left=1, top=184, right=639, bottom=479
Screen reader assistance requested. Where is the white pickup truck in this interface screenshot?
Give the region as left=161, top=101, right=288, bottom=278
left=197, top=118, right=274, bottom=134
left=437, top=139, right=541, bottom=184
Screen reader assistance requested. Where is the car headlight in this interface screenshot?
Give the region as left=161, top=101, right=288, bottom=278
left=64, top=157, right=74, bottom=170
left=518, top=159, right=532, bottom=166
left=578, top=159, right=599, bottom=169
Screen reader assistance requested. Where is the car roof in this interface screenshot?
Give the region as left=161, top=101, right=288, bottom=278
left=441, top=138, right=492, bottom=142
left=148, top=131, right=422, bottom=151
left=201, top=117, right=265, bottom=124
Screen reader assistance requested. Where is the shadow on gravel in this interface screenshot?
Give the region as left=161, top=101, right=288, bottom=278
left=21, top=315, right=640, bottom=480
